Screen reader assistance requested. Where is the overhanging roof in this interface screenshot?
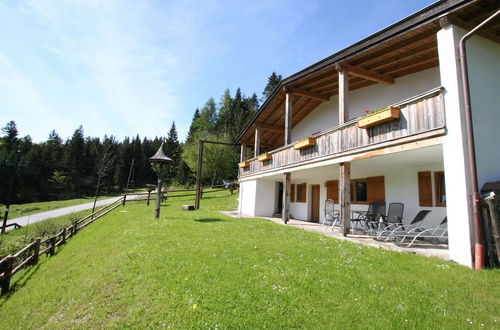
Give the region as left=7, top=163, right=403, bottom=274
left=234, top=0, right=499, bottom=148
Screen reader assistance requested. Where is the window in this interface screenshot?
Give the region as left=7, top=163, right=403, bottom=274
left=290, top=184, right=296, bottom=203
left=434, top=171, right=446, bottom=207
left=351, top=179, right=368, bottom=203
left=327, top=176, right=384, bottom=204
left=296, top=183, right=307, bottom=203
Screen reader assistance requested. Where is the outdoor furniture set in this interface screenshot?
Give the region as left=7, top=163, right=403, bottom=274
left=323, top=200, right=448, bottom=247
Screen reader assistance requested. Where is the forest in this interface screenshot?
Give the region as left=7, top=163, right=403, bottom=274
left=0, top=73, right=282, bottom=204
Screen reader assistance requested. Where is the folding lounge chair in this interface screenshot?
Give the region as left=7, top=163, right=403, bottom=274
left=375, top=209, right=431, bottom=240
left=395, top=217, right=448, bottom=247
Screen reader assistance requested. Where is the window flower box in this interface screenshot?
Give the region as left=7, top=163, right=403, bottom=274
left=238, top=161, right=250, bottom=168
left=357, top=106, right=400, bottom=129
left=257, top=153, right=272, bottom=162
left=293, top=137, right=316, bottom=150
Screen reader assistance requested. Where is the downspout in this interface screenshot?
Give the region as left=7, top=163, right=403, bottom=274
left=458, top=9, right=500, bottom=270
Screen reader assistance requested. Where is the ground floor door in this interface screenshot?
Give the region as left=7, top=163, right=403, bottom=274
left=276, top=182, right=283, bottom=214
left=311, top=184, right=320, bottom=223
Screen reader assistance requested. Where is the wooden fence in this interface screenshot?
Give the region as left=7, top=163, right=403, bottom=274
left=0, top=185, right=235, bottom=295
left=0, top=196, right=125, bottom=295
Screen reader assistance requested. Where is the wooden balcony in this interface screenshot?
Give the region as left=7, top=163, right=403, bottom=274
left=239, top=87, right=445, bottom=178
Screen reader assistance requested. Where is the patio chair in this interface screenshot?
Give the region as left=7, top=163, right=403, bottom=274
left=395, top=216, right=448, bottom=247
left=351, top=201, right=386, bottom=229
left=364, top=202, right=404, bottom=235
left=375, top=209, right=431, bottom=241
left=323, top=199, right=339, bottom=229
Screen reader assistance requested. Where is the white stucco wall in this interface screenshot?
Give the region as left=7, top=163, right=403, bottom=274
left=239, top=179, right=276, bottom=217
left=291, top=67, right=441, bottom=141
left=467, top=34, right=500, bottom=188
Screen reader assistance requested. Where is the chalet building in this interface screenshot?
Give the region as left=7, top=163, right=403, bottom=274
left=234, top=0, right=500, bottom=268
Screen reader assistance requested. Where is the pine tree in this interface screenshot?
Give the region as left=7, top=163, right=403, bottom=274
left=262, top=72, right=282, bottom=100
left=165, top=122, right=181, bottom=186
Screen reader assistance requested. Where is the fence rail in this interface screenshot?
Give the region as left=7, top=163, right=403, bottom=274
left=0, top=195, right=124, bottom=295
left=0, top=185, right=236, bottom=295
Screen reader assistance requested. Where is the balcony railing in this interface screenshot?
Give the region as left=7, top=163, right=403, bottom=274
left=239, top=87, right=445, bottom=177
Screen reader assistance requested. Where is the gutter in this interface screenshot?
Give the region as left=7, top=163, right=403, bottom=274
left=458, top=9, right=500, bottom=270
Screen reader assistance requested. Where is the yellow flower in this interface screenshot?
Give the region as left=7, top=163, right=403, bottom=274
left=192, top=304, right=198, bottom=310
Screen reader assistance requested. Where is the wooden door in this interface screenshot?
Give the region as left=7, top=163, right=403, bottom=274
left=311, top=185, right=320, bottom=223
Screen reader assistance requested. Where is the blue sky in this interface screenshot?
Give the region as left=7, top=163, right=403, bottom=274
left=0, top=0, right=435, bottom=143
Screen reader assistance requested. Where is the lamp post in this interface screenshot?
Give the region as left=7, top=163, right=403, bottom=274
left=149, top=142, right=172, bottom=219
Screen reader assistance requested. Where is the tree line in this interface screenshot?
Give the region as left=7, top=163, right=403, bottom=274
left=0, top=72, right=282, bottom=204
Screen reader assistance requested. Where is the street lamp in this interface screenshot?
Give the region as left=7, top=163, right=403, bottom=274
left=149, top=142, right=172, bottom=218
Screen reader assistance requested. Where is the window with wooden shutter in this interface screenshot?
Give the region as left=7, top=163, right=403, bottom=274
left=367, top=176, right=385, bottom=203
left=326, top=180, right=338, bottom=202
left=296, top=183, right=307, bottom=203
left=434, top=171, right=446, bottom=207
left=290, top=184, right=296, bottom=203
left=418, top=171, right=433, bottom=206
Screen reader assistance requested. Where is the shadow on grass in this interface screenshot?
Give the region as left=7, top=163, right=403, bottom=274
left=0, top=263, right=40, bottom=305
left=194, top=218, right=225, bottom=223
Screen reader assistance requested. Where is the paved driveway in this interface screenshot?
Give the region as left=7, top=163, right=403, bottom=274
left=5, top=194, right=143, bottom=230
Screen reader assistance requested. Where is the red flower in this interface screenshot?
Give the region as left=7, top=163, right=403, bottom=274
left=364, top=109, right=370, bottom=114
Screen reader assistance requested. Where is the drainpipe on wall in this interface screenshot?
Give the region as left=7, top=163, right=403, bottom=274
left=458, top=9, right=500, bottom=270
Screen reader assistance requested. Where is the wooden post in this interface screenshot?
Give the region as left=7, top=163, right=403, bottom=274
left=122, top=194, right=127, bottom=206
left=485, top=195, right=500, bottom=264
left=195, top=140, right=204, bottom=209
left=73, top=222, right=78, bottom=235
left=1, top=255, right=14, bottom=295
left=337, top=65, right=349, bottom=124
left=339, top=162, right=351, bottom=236
left=284, top=89, right=293, bottom=145
left=282, top=172, right=291, bottom=224
left=49, top=236, right=56, bottom=256
left=240, top=144, right=246, bottom=162
left=62, top=228, right=66, bottom=244
left=254, top=127, right=261, bottom=158
left=31, top=238, right=40, bottom=265
left=147, top=191, right=151, bottom=205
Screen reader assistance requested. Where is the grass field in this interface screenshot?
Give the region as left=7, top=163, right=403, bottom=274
left=0, top=189, right=144, bottom=220
left=0, top=191, right=498, bottom=329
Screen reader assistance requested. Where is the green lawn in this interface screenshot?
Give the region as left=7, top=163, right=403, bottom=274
left=0, top=191, right=498, bottom=329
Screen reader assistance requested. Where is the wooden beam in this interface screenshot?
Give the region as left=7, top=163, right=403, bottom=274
left=338, top=64, right=395, bottom=85
left=282, top=172, right=291, bottom=224
left=441, top=15, right=500, bottom=44
left=254, top=123, right=283, bottom=133
left=240, top=144, right=246, bottom=162
left=254, top=127, right=261, bottom=158
left=285, top=87, right=330, bottom=102
left=284, top=92, right=293, bottom=145
left=339, top=162, right=351, bottom=236
left=337, top=66, right=349, bottom=124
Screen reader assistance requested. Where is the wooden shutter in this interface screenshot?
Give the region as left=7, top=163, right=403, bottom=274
left=418, top=171, right=433, bottom=206
left=291, top=184, right=296, bottom=203
left=367, top=176, right=385, bottom=202
left=326, top=180, right=338, bottom=202
left=297, top=183, right=307, bottom=203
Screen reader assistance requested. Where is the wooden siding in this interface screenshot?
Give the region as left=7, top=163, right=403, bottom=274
left=239, top=88, right=445, bottom=177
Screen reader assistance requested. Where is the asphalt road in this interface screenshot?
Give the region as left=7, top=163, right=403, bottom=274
left=5, top=194, right=143, bottom=230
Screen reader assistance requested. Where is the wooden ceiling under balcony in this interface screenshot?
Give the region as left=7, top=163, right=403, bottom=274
left=238, top=0, right=500, bottom=149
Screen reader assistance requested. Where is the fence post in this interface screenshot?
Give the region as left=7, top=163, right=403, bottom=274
left=1, top=255, right=14, bottom=295
left=49, top=236, right=56, bottom=256
left=62, top=228, right=66, bottom=244
left=73, top=222, right=79, bottom=235
left=122, top=194, right=127, bottom=206
left=31, top=238, right=41, bottom=265
left=147, top=191, right=151, bottom=205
